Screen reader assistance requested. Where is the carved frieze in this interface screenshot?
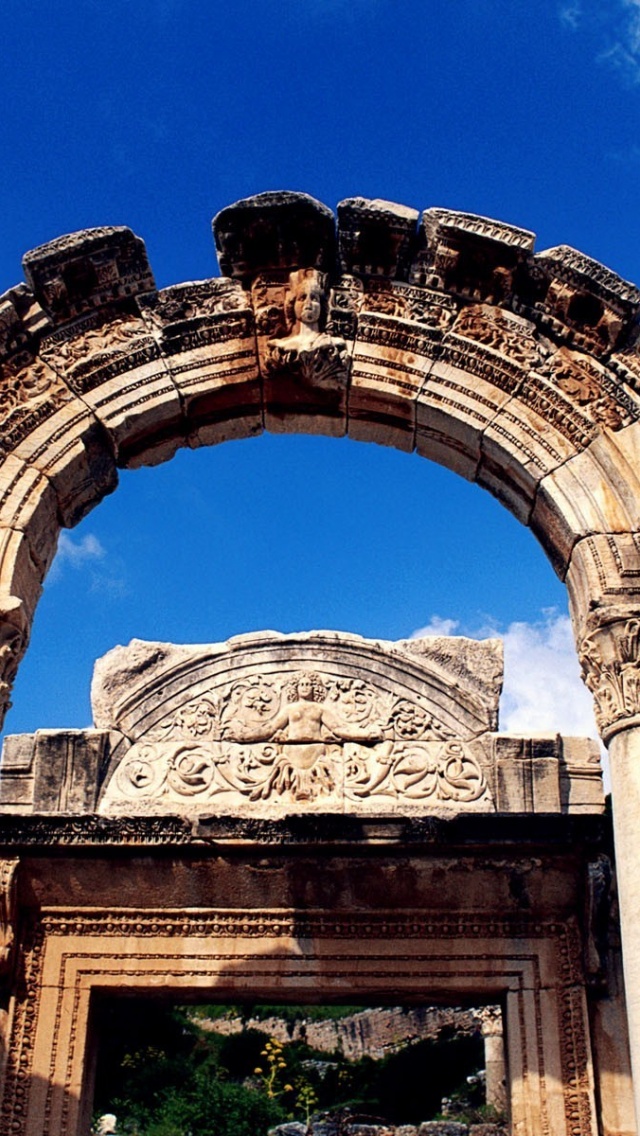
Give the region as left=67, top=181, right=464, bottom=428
left=102, top=667, right=491, bottom=813
left=39, top=312, right=157, bottom=394
left=138, top=278, right=251, bottom=352
left=542, top=347, right=637, bottom=430
left=0, top=354, right=72, bottom=455
left=330, top=276, right=456, bottom=336
left=450, top=303, right=542, bottom=369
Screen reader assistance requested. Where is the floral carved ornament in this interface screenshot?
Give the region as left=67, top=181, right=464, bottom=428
left=104, top=670, right=491, bottom=811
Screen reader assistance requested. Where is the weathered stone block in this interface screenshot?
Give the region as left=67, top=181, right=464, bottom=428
left=566, top=532, right=640, bottom=642
left=0, top=455, right=59, bottom=575
left=0, top=529, right=43, bottom=621
left=0, top=733, right=35, bottom=810
left=9, top=402, right=117, bottom=528
left=559, top=737, right=604, bottom=813
left=33, top=729, right=112, bottom=813
left=337, top=197, right=419, bottom=280
left=213, top=192, right=336, bottom=281
left=411, top=208, right=534, bottom=302
left=22, top=227, right=155, bottom=324
left=532, top=435, right=640, bottom=578
left=526, top=245, right=640, bottom=356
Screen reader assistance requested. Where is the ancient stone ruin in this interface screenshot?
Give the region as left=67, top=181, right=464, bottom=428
left=0, top=191, right=639, bottom=1134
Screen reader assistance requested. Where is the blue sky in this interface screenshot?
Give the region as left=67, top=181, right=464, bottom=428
left=2, top=0, right=638, bottom=745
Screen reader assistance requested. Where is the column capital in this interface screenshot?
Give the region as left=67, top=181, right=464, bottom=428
left=579, top=609, right=640, bottom=741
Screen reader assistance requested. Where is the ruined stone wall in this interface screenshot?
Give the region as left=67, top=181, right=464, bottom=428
left=199, top=1005, right=490, bottom=1061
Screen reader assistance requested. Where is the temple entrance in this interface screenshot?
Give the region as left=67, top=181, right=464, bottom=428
left=91, top=1000, right=498, bottom=1133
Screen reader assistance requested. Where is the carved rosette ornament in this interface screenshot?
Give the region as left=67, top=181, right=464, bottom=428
left=580, top=618, right=640, bottom=739
left=102, top=668, right=491, bottom=814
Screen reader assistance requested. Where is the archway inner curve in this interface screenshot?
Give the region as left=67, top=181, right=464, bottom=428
left=1, top=190, right=640, bottom=745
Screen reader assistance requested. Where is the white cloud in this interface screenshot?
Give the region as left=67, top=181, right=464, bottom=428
left=49, top=533, right=105, bottom=580
left=412, top=609, right=598, bottom=740
left=412, top=615, right=461, bottom=638
left=48, top=532, right=129, bottom=597
left=559, top=1, right=582, bottom=30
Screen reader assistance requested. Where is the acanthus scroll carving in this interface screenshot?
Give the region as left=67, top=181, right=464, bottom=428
left=580, top=619, right=640, bottom=735
left=104, top=669, right=491, bottom=811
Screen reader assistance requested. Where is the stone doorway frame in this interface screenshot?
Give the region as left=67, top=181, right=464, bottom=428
left=7, top=908, right=594, bottom=1136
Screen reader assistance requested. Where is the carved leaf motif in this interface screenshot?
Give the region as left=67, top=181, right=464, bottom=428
left=102, top=669, right=492, bottom=811
left=580, top=620, right=640, bottom=732
left=159, top=697, right=221, bottom=739
left=452, top=305, right=539, bottom=368
left=43, top=316, right=144, bottom=370
left=167, top=747, right=216, bottom=796
left=436, top=741, right=488, bottom=802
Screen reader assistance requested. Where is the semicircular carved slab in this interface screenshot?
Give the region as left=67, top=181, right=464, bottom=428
left=95, top=631, right=502, bottom=817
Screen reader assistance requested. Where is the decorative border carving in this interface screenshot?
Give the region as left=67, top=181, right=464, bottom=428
left=0, top=908, right=593, bottom=1136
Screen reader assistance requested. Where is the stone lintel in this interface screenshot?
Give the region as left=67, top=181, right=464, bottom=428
left=0, top=809, right=611, bottom=852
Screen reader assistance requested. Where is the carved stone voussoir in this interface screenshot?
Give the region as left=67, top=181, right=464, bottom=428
left=579, top=615, right=640, bottom=739
left=213, top=191, right=336, bottom=281
left=0, top=353, right=74, bottom=460
left=39, top=311, right=158, bottom=389
left=22, top=226, right=155, bottom=325
left=529, top=246, right=640, bottom=356
left=411, top=208, right=535, bottom=303
left=450, top=303, right=543, bottom=370
left=542, top=347, right=637, bottom=431
left=38, top=310, right=183, bottom=465
left=93, top=631, right=503, bottom=817
left=138, top=278, right=250, bottom=340
left=337, top=197, right=419, bottom=281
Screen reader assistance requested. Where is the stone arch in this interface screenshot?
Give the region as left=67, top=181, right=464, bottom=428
left=4, top=189, right=640, bottom=1119
left=1, top=192, right=640, bottom=740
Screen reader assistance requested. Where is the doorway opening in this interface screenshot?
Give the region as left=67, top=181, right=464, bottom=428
left=90, top=999, right=507, bottom=1135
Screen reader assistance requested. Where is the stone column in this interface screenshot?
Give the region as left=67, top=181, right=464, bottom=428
left=605, top=726, right=640, bottom=1133
left=481, top=1007, right=507, bottom=1114
left=580, top=615, right=640, bottom=1132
